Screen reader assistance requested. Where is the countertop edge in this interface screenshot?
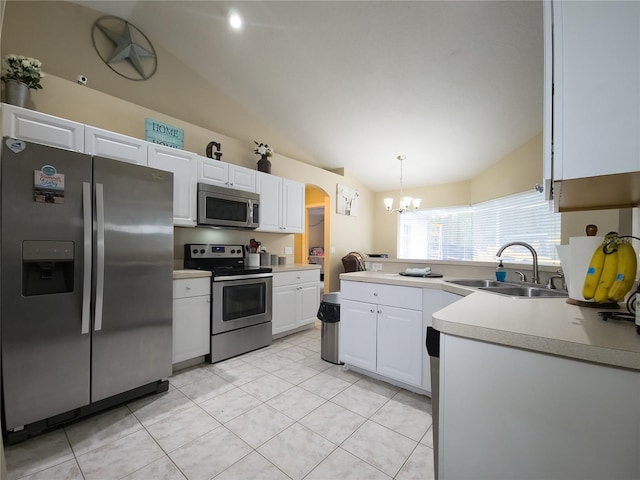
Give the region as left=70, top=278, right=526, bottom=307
left=341, top=271, right=640, bottom=371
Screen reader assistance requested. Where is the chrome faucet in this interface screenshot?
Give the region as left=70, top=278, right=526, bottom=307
left=496, top=242, right=539, bottom=284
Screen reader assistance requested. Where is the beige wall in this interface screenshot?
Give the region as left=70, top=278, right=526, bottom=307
left=1, top=1, right=314, bottom=166
left=1, top=0, right=624, bottom=282
left=470, top=133, right=543, bottom=203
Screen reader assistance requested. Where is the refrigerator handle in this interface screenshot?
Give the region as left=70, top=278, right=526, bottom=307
left=81, top=182, right=92, bottom=335
left=94, top=183, right=105, bottom=331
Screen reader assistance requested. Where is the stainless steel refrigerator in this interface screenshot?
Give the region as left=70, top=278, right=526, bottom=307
left=0, top=138, right=174, bottom=441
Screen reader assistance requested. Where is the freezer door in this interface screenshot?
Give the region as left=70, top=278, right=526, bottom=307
left=0, top=138, right=92, bottom=429
left=91, top=156, right=173, bottom=402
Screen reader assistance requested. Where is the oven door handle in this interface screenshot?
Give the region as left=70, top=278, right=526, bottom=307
left=213, top=273, right=273, bottom=282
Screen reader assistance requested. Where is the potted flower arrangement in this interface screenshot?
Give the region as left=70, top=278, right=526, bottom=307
left=1, top=54, right=45, bottom=107
left=254, top=141, right=274, bottom=174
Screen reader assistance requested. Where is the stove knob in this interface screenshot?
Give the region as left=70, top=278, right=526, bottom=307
left=200, top=249, right=205, bottom=254
left=192, top=249, right=198, bottom=254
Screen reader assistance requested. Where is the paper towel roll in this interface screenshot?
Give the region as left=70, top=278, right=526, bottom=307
left=567, top=236, right=603, bottom=301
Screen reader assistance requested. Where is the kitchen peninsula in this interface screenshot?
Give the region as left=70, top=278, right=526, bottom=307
left=340, top=271, right=640, bottom=480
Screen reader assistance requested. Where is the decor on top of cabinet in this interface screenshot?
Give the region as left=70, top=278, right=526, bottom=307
left=206, top=141, right=222, bottom=161
left=1, top=54, right=45, bottom=108
left=254, top=141, right=273, bottom=173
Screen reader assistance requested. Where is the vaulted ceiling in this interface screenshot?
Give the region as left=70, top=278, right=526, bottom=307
left=75, top=1, right=543, bottom=192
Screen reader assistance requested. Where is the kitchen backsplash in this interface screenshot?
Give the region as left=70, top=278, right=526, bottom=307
left=173, top=227, right=295, bottom=269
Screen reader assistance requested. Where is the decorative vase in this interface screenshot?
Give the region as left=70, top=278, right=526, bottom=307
left=5, top=79, right=29, bottom=108
left=257, top=155, right=272, bottom=174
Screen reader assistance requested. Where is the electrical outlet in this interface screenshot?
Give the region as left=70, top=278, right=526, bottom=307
left=284, top=246, right=293, bottom=254
left=372, top=263, right=383, bottom=271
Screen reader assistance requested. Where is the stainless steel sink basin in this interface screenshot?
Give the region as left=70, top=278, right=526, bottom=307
left=448, top=279, right=509, bottom=288
left=479, top=286, right=568, bottom=298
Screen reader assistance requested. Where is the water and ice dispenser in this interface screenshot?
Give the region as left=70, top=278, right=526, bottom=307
left=22, top=240, right=74, bottom=296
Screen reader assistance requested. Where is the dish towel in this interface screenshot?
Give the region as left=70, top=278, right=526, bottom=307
left=404, top=267, right=431, bottom=275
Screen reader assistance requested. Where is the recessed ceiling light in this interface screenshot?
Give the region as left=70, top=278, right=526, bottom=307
left=229, top=11, right=242, bottom=30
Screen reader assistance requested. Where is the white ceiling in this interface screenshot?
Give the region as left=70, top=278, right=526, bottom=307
left=76, top=1, right=543, bottom=192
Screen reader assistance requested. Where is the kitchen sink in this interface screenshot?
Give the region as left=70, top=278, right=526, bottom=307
left=447, top=279, right=568, bottom=298
left=448, top=279, right=509, bottom=288
left=479, top=286, right=568, bottom=298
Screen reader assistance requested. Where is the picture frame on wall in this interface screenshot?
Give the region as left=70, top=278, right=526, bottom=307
left=336, top=184, right=359, bottom=216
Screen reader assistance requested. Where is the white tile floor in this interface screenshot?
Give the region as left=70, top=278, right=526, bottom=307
left=5, top=323, right=435, bottom=480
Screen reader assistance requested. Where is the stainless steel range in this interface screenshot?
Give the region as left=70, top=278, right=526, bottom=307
left=184, top=244, right=272, bottom=363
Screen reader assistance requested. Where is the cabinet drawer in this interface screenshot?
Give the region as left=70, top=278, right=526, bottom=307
left=273, top=269, right=319, bottom=287
left=173, top=278, right=210, bottom=299
left=341, top=281, right=421, bottom=310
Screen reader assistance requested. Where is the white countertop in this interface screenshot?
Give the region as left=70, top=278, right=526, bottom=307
left=270, top=264, right=322, bottom=274
left=174, top=264, right=320, bottom=280
left=173, top=269, right=212, bottom=279
left=340, top=271, right=640, bottom=370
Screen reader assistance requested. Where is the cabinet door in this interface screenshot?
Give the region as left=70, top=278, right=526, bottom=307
left=148, top=145, right=197, bottom=226
left=554, top=1, right=640, bottom=180
left=256, top=172, right=282, bottom=232
left=377, top=305, right=422, bottom=386
left=172, top=295, right=211, bottom=364
left=339, top=299, right=377, bottom=371
left=85, top=126, right=147, bottom=165
left=440, top=334, right=640, bottom=480
left=197, top=156, right=229, bottom=187
left=298, top=282, right=321, bottom=327
left=282, top=178, right=305, bottom=233
left=2, top=104, right=84, bottom=151
left=228, top=165, right=256, bottom=192
left=272, top=285, right=297, bottom=334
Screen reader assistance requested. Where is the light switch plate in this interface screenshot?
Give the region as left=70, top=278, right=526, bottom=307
left=284, top=246, right=293, bottom=254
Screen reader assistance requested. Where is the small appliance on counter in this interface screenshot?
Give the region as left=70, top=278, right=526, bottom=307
left=184, top=244, right=273, bottom=362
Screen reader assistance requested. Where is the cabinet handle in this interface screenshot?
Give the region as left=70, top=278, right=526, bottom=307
left=378, top=309, right=382, bottom=314
left=370, top=308, right=375, bottom=313
left=373, top=292, right=378, bottom=296
left=186, top=285, right=191, bottom=290
left=207, top=298, right=211, bottom=303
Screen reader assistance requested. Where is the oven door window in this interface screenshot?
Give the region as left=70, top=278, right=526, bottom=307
left=223, top=282, right=266, bottom=321
left=206, top=196, right=248, bottom=223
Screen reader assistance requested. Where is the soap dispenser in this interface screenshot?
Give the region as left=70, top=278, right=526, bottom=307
left=496, top=260, right=506, bottom=282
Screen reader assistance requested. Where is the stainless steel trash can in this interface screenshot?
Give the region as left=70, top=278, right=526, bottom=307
left=317, top=292, right=343, bottom=364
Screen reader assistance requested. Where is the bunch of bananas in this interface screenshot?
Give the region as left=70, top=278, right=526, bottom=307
left=583, top=232, right=638, bottom=303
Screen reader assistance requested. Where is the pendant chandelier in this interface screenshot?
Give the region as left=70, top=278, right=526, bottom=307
left=384, top=155, right=421, bottom=213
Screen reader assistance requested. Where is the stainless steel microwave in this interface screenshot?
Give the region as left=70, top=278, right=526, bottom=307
left=197, top=183, right=260, bottom=229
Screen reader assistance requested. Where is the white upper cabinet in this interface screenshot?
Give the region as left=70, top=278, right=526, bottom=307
left=197, top=156, right=256, bottom=192
left=148, top=144, right=197, bottom=226
left=548, top=1, right=640, bottom=182
left=256, top=172, right=281, bottom=231
left=1, top=103, right=84, bottom=152
left=256, top=172, right=305, bottom=234
left=282, top=178, right=305, bottom=232
left=84, top=126, right=148, bottom=166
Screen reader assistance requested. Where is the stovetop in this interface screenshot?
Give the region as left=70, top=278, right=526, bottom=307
left=184, top=243, right=272, bottom=276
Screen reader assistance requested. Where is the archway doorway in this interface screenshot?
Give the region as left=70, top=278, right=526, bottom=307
left=294, top=185, right=330, bottom=294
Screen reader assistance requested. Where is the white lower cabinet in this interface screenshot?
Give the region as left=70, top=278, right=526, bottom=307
left=340, top=280, right=423, bottom=387
left=172, top=278, right=211, bottom=364
left=439, top=334, right=640, bottom=479
left=272, top=269, right=321, bottom=335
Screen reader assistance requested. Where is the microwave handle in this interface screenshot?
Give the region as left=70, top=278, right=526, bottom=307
left=248, top=200, right=253, bottom=225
